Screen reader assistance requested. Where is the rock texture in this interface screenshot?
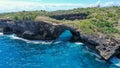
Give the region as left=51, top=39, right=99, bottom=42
left=80, top=33, right=120, bottom=60
left=50, top=13, right=87, bottom=20
left=0, top=20, right=80, bottom=41
left=0, top=19, right=120, bottom=60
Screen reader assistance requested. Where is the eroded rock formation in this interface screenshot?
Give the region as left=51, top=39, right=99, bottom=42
left=80, top=33, right=120, bottom=60
left=0, top=19, right=120, bottom=60
left=50, top=13, right=87, bottom=20
left=0, top=20, right=80, bottom=41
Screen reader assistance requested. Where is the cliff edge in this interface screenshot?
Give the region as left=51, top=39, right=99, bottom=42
left=0, top=19, right=120, bottom=60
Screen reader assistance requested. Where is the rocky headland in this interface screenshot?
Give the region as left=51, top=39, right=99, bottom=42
left=0, top=18, right=119, bottom=61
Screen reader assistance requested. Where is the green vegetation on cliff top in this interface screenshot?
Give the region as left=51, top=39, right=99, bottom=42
left=0, top=6, right=120, bottom=40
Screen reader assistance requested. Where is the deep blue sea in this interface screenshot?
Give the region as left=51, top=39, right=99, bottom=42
left=0, top=34, right=119, bottom=68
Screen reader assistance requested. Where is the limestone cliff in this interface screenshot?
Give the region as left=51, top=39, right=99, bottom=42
left=0, top=20, right=80, bottom=41
left=0, top=19, right=120, bottom=60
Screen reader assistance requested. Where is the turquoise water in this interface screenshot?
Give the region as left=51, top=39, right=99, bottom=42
left=56, top=30, right=73, bottom=41
left=0, top=35, right=113, bottom=68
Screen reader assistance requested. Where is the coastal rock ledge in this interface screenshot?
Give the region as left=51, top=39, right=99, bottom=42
left=0, top=19, right=120, bottom=60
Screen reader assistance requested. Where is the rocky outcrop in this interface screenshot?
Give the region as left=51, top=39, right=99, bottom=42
left=0, top=20, right=80, bottom=41
left=0, top=18, right=13, bottom=32
left=50, top=13, right=87, bottom=20
left=80, top=33, right=120, bottom=60
left=0, top=19, right=120, bottom=61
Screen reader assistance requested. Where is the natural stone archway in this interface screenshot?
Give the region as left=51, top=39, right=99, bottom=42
left=0, top=20, right=80, bottom=41
left=0, top=19, right=120, bottom=61
left=56, top=30, right=73, bottom=41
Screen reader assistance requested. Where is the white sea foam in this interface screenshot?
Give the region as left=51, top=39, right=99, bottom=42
left=7, top=34, right=84, bottom=45
left=75, top=42, right=84, bottom=45
left=95, top=58, right=106, bottom=63
left=0, top=32, right=3, bottom=36
left=9, top=34, right=53, bottom=44
left=52, top=41, right=62, bottom=44
left=88, top=51, right=101, bottom=59
left=91, top=52, right=101, bottom=58
left=75, top=42, right=102, bottom=60
left=9, top=34, right=70, bottom=45
left=84, top=46, right=102, bottom=59
left=110, top=57, right=120, bottom=67
left=69, top=42, right=83, bottom=48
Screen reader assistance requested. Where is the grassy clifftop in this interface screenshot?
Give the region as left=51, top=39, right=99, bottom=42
left=0, top=6, right=120, bottom=40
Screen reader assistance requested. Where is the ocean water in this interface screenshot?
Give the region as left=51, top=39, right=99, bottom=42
left=0, top=34, right=119, bottom=68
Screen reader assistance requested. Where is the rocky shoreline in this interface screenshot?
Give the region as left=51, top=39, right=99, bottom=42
left=0, top=19, right=120, bottom=61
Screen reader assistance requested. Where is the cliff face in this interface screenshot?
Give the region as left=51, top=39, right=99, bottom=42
left=0, top=20, right=80, bottom=41
left=50, top=13, right=87, bottom=20
left=80, top=33, right=120, bottom=60
left=0, top=19, right=120, bottom=60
